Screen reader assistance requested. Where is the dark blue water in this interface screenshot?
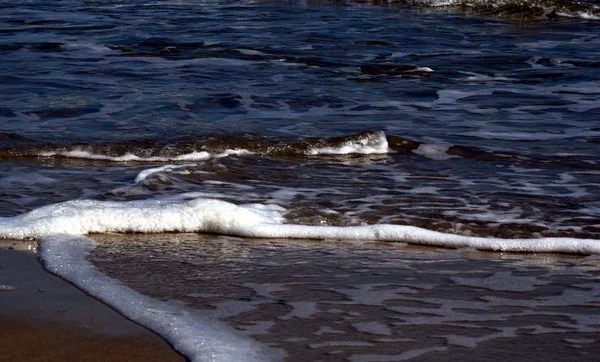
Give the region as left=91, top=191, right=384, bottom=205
left=2, top=1, right=600, bottom=360
left=1, top=1, right=598, bottom=142
left=2, top=0, right=599, bottom=236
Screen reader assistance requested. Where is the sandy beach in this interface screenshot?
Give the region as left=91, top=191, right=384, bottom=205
left=0, top=242, right=185, bottom=362
left=3, top=235, right=600, bottom=361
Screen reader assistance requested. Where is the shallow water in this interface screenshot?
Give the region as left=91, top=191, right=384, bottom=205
left=1, top=0, right=600, bottom=360
left=89, top=233, right=600, bottom=361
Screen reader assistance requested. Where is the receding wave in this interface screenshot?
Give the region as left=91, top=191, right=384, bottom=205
left=1, top=197, right=598, bottom=254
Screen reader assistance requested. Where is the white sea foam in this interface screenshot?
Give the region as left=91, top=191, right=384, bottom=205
left=559, top=10, right=600, bottom=20
left=2, top=195, right=600, bottom=361
left=411, top=0, right=600, bottom=21
left=40, top=148, right=252, bottom=163
left=307, top=131, right=389, bottom=155
left=39, top=149, right=213, bottom=162
left=1, top=197, right=599, bottom=254
left=0, top=198, right=283, bottom=239
left=405, top=66, right=434, bottom=73
left=134, top=163, right=195, bottom=183
left=39, top=235, right=280, bottom=362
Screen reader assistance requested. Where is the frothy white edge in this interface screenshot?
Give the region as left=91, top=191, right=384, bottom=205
left=3, top=195, right=599, bottom=361
left=133, top=149, right=253, bottom=182
left=37, top=137, right=393, bottom=163
left=414, top=0, right=600, bottom=21
left=1, top=197, right=598, bottom=255
left=134, top=163, right=196, bottom=183
left=39, top=235, right=280, bottom=362
left=38, top=149, right=253, bottom=163
left=39, top=149, right=213, bottom=162
left=307, top=131, right=390, bottom=156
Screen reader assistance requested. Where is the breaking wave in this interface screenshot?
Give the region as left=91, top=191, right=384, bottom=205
left=0, top=131, right=390, bottom=161
left=1, top=130, right=596, bottom=171
left=377, top=0, right=600, bottom=20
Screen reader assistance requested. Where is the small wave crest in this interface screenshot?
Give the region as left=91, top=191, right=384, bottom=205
left=306, top=131, right=389, bottom=155
left=1, top=131, right=596, bottom=171
left=0, top=131, right=391, bottom=162
left=38, top=149, right=214, bottom=162
left=387, top=0, right=600, bottom=20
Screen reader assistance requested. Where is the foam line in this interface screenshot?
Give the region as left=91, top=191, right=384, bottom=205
left=39, top=235, right=277, bottom=362
left=2, top=196, right=599, bottom=361
left=245, top=224, right=600, bottom=254
left=1, top=197, right=599, bottom=254
left=39, top=150, right=214, bottom=162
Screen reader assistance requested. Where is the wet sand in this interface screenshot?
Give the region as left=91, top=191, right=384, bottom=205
left=4, top=235, right=600, bottom=362
left=90, top=234, right=600, bottom=361
left=0, top=242, right=185, bottom=362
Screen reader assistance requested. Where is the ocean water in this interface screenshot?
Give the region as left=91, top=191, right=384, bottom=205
left=1, top=0, right=600, bottom=360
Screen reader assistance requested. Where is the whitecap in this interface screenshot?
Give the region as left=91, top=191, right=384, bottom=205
left=39, top=149, right=213, bottom=162
left=307, top=131, right=389, bottom=155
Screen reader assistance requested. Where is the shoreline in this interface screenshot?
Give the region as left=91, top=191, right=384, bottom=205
left=0, top=243, right=185, bottom=362
left=4, top=236, right=600, bottom=361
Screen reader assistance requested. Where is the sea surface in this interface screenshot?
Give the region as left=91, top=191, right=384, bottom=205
left=1, top=0, right=600, bottom=360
